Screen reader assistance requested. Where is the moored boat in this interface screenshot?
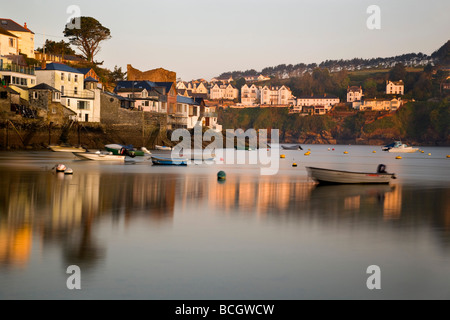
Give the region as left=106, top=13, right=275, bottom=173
left=105, top=144, right=145, bottom=157
left=151, top=155, right=188, bottom=166
left=73, top=151, right=126, bottom=161
left=281, top=144, right=303, bottom=150
left=306, top=164, right=396, bottom=184
left=382, top=141, right=419, bottom=153
left=49, top=145, right=87, bottom=153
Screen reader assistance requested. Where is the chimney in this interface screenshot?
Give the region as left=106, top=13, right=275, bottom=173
left=24, top=22, right=27, bottom=29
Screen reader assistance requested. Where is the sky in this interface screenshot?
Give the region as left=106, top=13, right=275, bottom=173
left=2, top=0, right=449, bottom=81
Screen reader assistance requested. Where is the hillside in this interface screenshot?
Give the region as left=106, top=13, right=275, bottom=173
left=217, top=40, right=450, bottom=81
left=217, top=99, right=450, bottom=146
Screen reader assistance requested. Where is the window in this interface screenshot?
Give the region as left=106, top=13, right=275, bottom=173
left=9, top=38, right=14, bottom=47
left=32, top=92, right=38, bottom=99
left=78, top=101, right=90, bottom=110
left=74, top=75, right=78, bottom=82
left=67, top=99, right=70, bottom=106
left=74, top=87, right=78, bottom=95
left=61, top=86, right=65, bottom=95
left=61, top=73, right=65, bottom=81
left=68, top=74, right=71, bottom=81
left=52, top=108, right=56, bottom=114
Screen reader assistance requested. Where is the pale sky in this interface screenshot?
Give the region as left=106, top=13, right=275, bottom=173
left=2, top=0, right=449, bottom=81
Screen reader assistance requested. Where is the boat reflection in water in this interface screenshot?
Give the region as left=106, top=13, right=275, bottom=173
left=308, top=183, right=398, bottom=218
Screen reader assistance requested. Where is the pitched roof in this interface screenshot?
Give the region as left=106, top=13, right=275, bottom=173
left=177, top=96, right=198, bottom=105
left=36, top=63, right=83, bottom=74
left=76, top=68, right=93, bottom=75
left=114, top=80, right=157, bottom=93
left=0, top=26, right=17, bottom=37
left=347, top=86, right=362, bottom=92
left=298, top=93, right=339, bottom=99
left=30, top=83, right=60, bottom=92
left=0, top=19, right=34, bottom=33
left=154, top=82, right=175, bottom=93
left=84, top=76, right=98, bottom=82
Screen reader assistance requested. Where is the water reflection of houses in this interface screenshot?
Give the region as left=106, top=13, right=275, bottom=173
left=178, top=175, right=314, bottom=216
left=0, top=170, right=176, bottom=268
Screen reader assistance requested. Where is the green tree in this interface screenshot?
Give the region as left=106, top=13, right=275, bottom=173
left=110, top=66, right=127, bottom=82
left=389, top=63, right=407, bottom=81
left=36, top=40, right=76, bottom=56
left=63, top=16, right=111, bottom=63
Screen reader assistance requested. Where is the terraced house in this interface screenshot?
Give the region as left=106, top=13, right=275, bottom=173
left=260, top=85, right=293, bottom=106
left=35, top=62, right=98, bottom=122
left=0, top=19, right=35, bottom=58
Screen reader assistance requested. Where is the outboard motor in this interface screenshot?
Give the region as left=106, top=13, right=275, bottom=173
left=377, top=164, right=387, bottom=173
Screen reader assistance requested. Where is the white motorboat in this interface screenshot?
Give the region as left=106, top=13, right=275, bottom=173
left=306, top=164, right=396, bottom=184
left=383, top=141, right=419, bottom=153
left=73, top=151, right=126, bottom=161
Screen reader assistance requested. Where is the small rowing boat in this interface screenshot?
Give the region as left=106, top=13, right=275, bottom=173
left=49, top=145, right=87, bottom=153
left=306, top=164, right=396, bottom=184
left=281, top=145, right=303, bottom=150
left=151, top=155, right=188, bottom=166
left=73, top=151, right=126, bottom=161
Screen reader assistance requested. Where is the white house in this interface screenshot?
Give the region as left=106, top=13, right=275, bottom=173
left=0, top=26, right=19, bottom=56
left=347, top=86, right=363, bottom=102
left=0, top=56, right=36, bottom=90
left=386, top=80, right=404, bottom=95
left=209, top=83, right=238, bottom=100
left=0, top=19, right=35, bottom=58
left=260, top=85, right=293, bottom=105
left=35, top=62, right=98, bottom=122
left=296, top=93, right=340, bottom=112
left=354, top=98, right=402, bottom=111
left=241, top=84, right=260, bottom=106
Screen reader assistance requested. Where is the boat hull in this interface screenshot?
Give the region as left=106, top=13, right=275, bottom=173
left=388, top=147, right=419, bottom=153
left=151, top=156, right=188, bottom=166
left=73, top=152, right=126, bottom=161
left=105, top=144, right=145, bottom=156
left=281, top=145, right=303, bottom=150
left=306, top=167, right=395, bottom=184
left=49, top=145, right=87, bottom=153
left=105, top=147, right=145, bottom=157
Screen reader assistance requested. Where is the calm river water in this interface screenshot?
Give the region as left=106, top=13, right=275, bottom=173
left=0, top=145, right=449, bottom=300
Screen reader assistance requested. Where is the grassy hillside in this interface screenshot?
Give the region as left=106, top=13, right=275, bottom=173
left=218, top=98, right=450, bottom=145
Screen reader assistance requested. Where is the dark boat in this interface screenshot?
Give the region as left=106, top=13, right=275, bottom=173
left=281, top=145, right=303, bottom=150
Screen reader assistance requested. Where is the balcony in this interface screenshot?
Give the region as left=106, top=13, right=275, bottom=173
left=0, top=62, right=35, bottom=75
left=61, top=89, right=95, bottom=99
left=200, top=112, right=217, bottom=118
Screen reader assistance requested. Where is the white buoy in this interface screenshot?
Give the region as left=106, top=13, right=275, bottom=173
left=56, top=164, right=66, bottom=172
